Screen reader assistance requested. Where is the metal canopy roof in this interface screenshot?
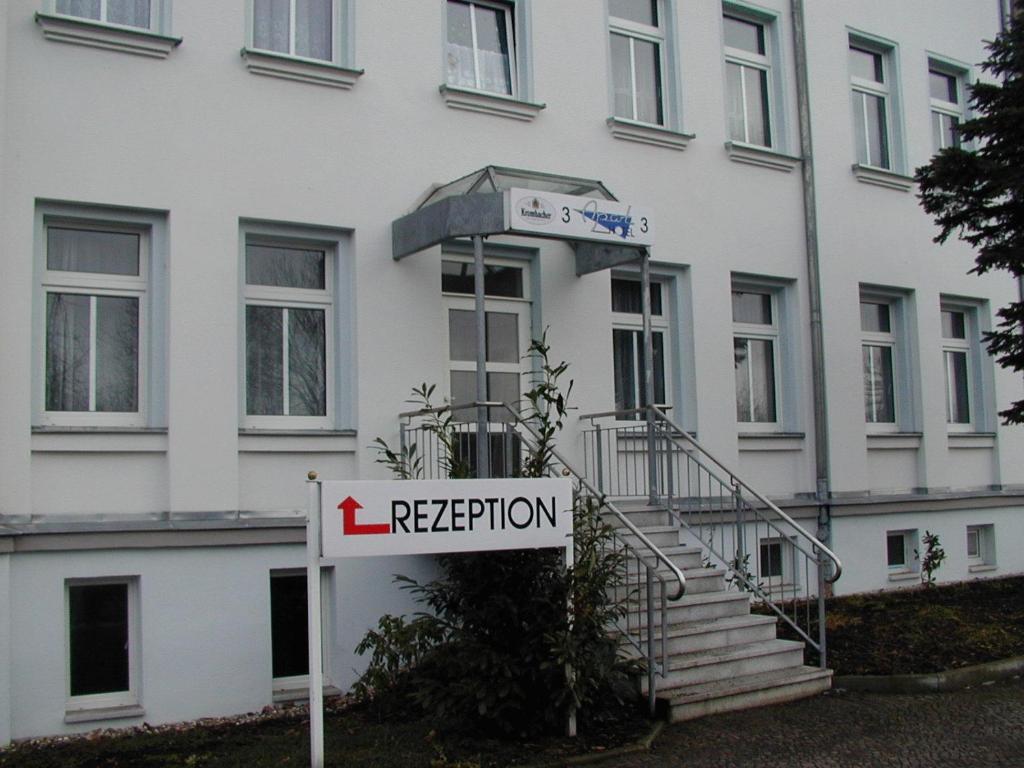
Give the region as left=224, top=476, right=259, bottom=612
left=392, top=165, right=643, bottom=275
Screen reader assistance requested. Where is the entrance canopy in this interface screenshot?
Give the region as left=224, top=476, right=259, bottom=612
left=392, top=166, right=650, bottom=275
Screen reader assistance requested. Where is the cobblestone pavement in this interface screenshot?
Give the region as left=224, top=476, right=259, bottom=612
left=610, top=676, right=1024, bottom=768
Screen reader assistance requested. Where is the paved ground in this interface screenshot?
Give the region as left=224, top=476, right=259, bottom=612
left=610, top=675, right=1024, bottom=768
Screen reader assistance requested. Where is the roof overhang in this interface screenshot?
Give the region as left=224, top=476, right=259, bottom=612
left=391, top=166, right=648, bottom=275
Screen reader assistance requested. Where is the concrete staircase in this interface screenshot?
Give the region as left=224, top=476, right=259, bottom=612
left=610, top=503, right=833, bottom=722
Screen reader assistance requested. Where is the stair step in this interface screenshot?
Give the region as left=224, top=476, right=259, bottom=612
left=661, top=666, right=833, bottom=722
left=654, top=639, right=806, bottom=688
left=618, top=524, right=680, bottom=548
left=661, top=614, right=779, bottom=655
left=605, top=507, right=673, bottom=528
left=631, top=590, right=751, bottom=625
left=619, top=566, right=725, bottom=597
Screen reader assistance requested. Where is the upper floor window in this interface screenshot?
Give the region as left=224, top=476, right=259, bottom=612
left=732, top=288, right=778, bottom=425
left=54, top=0, right=154, bottom=30
left=861, top=299, right=897, bottom=426
left=39, top=216, right=160, bottom=428
left=723, top=13, right=772, bottom=147
left=941, top=307, right=971, bottom=426
left=446, top=0, right=516, bottom=97
left=929, top=64, right=965, bottom=152
left=244, top=240, right=333, bottom=427
left=849, top=42, right=894, bottom=169
left=251, top=0, right=334, bottom=62
left=609, top=0, right=666, bottom=125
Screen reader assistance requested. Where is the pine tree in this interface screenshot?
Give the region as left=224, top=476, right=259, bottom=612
left=915, top=10, right=1024, bottom=424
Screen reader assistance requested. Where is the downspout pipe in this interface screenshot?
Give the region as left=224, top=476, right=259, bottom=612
left=791, top=0, right=833, bottom=556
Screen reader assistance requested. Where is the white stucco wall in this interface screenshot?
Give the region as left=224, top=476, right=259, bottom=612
left=1, top=0, right=1022, bottom=745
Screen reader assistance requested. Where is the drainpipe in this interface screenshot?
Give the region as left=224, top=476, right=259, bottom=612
left=791, top=0, right=833, bottom=554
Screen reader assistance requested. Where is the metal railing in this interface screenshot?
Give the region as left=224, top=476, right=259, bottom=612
left=396, top=400, right=686, bottom=712
left=580, top=406, right=842, bottom=667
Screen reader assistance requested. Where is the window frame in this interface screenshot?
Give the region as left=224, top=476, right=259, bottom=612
left=608, top=0, right=670, bottom=127
left=721, top=6, right=777, bottom=149
left=444, top=0, right=519, bottom=98
left=611, top=274, right=671, bottom=421
left=965, top=524, right=995, bottom=570
left=848, top=31, right=904, bottom=173
left=35, top=203, right=168, bottom=430
left=940, top=305, right=973, bottom=430
left=441, top=252, right=532, bottom=423
left=44, top=0, right=173, bottom=35
left=927, top=56, right=970, bottom=154
left=64, top=576, right=141, bottom=715
left=269, top=568, right=333, bottom=700
left=860, top=288, right=916, bottom=434
left=732, top=286, right=781, bottom=430
left=885, top=529, right=918, bottom=575
left=239, top=220, right=354, bottom=433
left=246, top=0, right=344, bottom=64
left=757, top=536, right=799, bottom=589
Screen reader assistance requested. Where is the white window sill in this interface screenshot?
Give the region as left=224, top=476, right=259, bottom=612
left=866, top=432, right=922, bottom=450
left=738, top=432, right=805, bottom=452
left=888, top=570, right=919, bottom=582
left=948, top=432, right=997, bottom=450
left=725, top=142, right=801, bottom=172
left=32, top=427, right=168, bottom=453
left=606, top=117, right=694, bottom=151
left=968, top=563, right=998, bottom=574
left=851, top=164, right=915, bottom=191
left=36, top=12, right=181, bottom=58
left=65, top=703, right=145, bottom=724
left=238, top=430, right=357, bottom=453
left=273, top=684, right=342, bottom=703
left=438, top=85, right=545, bottom=122
left=241, top=48, right=364, bottom=90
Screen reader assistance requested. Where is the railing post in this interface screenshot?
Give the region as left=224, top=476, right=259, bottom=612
left=646, top=567, right=657, bottom=716
left=594, top=422, right=605, bottom=495
left=732, top=478, right=745, bottom=581
left=641, top=254, right=658, bottom=505
left=473, top=234, right=489, bottom=479
left=817, top=548, right=828, bottom=669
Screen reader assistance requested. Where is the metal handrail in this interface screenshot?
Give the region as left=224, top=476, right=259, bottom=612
left=650, top=406, right=842, bottom=583
left=397, top=400, right=686, bottom=600
left=395, top=399, right=689, bottom=711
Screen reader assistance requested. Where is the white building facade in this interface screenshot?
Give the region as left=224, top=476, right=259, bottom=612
left=1, top=0, right=1022, bottom=745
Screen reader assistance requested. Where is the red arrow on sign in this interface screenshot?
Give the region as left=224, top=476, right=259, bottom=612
left=339, top=496, right=391, bottom=536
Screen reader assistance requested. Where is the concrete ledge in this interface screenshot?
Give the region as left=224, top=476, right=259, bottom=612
left=834, top=656, right=1024, bottom=693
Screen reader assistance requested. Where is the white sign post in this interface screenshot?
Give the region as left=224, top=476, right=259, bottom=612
left=305, top=476, right=574, bottom=767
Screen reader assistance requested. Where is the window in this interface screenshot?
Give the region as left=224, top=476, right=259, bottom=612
left=723, top=12, right=772, bottom=147
left=758, top=537, right=796, bottom=587
left=732, top=288, right=778, bottom=426
left=861, top=299, right=897, bottom=426
left=37, top=205, right=167, bottom=429
left=442, top=256, right=530, bottom=423
left=612, top=276, right=668, bottom=419
left=849, top=44, right=889, bottom=167
left=446, top=0, right=516, bottom=96
left=929, top=63, right=965, bottom=152
left=53, top=0, right=155, bottom=29
left=66, top=578, right=140, bottom=714
left=847, top=33, right=905, bottom=174
left=243, top=239, right=334, bottom=428
left=941, top=307, right=972, bottom=427
left=271, top=572, right=309, bottom=682
left=886, top=529, right=917, bottom=574
left=966, top=524, right=995, bottom=569
left=251, top=0, right=335, bottom=62
left=609, top=0, right=667, bottom=125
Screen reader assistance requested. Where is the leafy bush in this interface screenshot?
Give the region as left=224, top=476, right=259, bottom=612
left=357, top=336, right=635, bottom=735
